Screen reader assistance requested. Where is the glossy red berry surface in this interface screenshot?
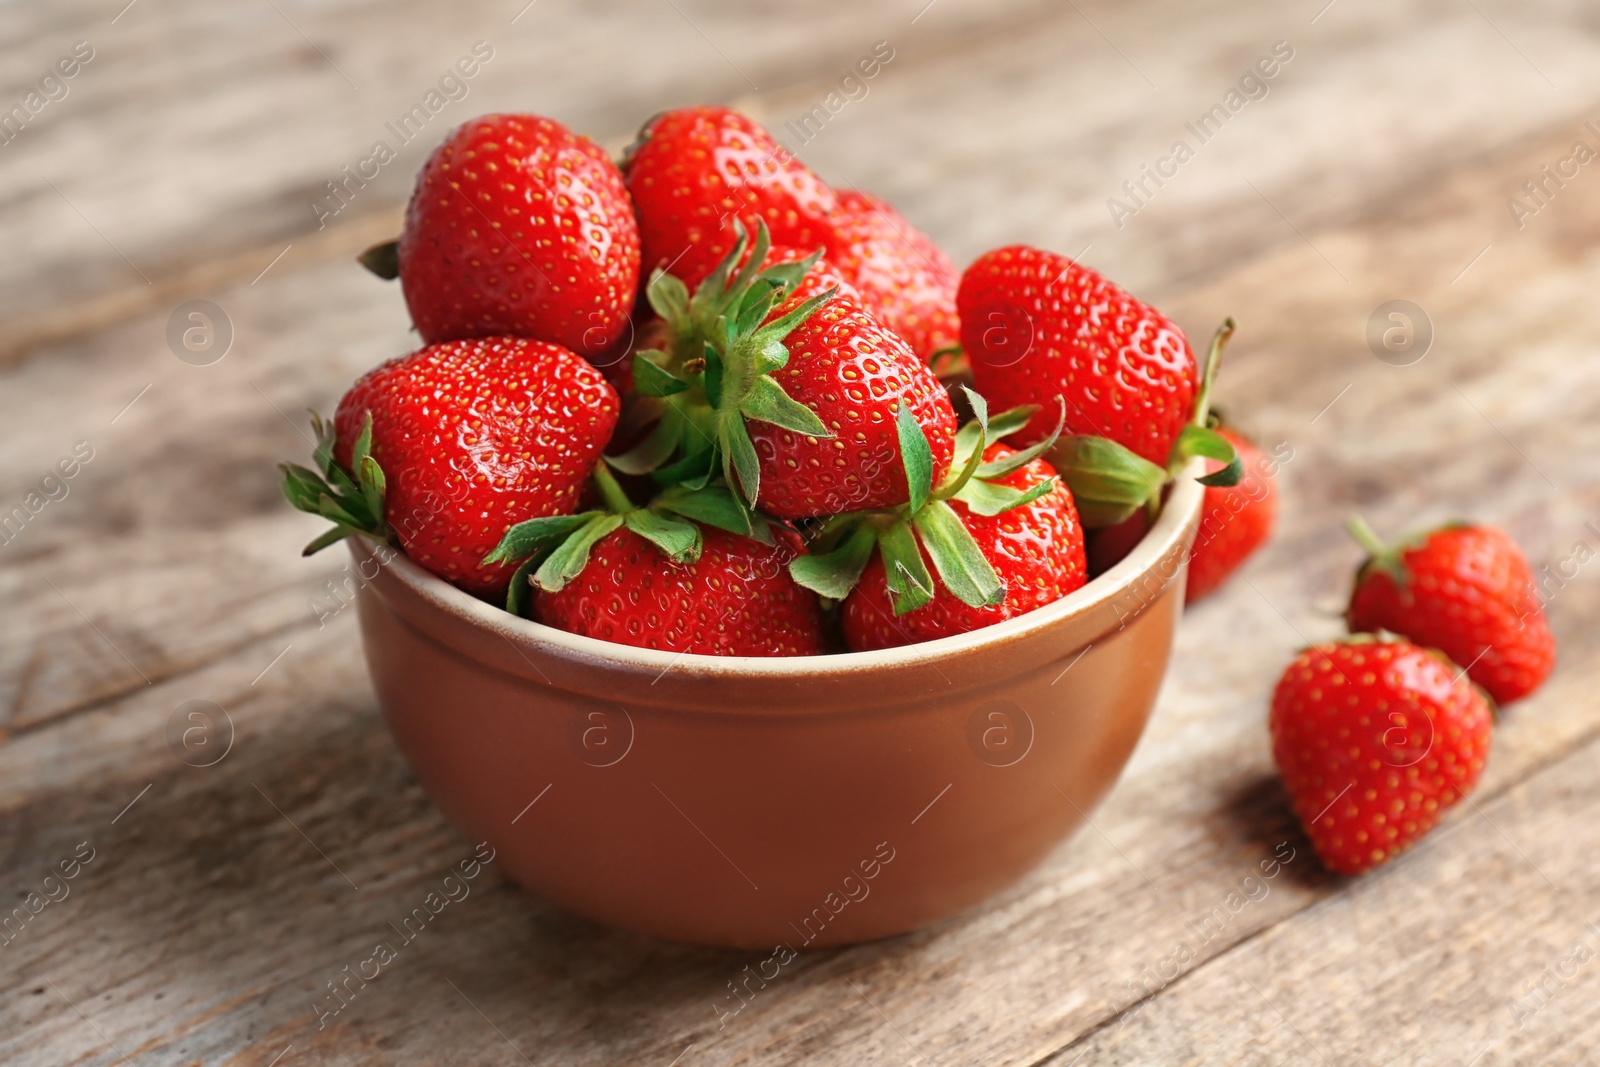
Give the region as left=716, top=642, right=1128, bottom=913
left=842, top=444, right=1086, bottom=650
left=1270, top=640, right=1492, bottom=875
left=536, top=525, right=824, bottom=656
left=398, top=114, right=640, bottom=361
left=335, top=336, right=618, bottom=598
left=959, top=245, right=1196, bottom=465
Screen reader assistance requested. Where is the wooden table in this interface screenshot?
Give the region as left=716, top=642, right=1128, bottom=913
left=5, top=1, right=1598, bottom=1063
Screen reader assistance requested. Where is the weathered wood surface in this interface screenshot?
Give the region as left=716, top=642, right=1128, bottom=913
left=3, top=0, right=1599, bottom=1064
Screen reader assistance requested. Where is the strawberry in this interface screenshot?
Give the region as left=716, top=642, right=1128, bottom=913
left=826, top=190, right=960, bottom=362
left=1346, top=520, right=1555, bottom=705
left=958, top=246, right=1196, bottom=465
left=279, top=336, right=619, bottom=599
left=786, top=390, right=1077, bottom=645
left=363, top=114, right=641, bottom=362
left=839, top=442, right=1086, bottom=651
left=485, top=467, right=822, bottom=656
left=623, top=107, right=838, bottom=292
left=745, top=269, right=955, bottom=519
left=535, top=525, right=822, bottom=656
left=618, top=223, right=955, bottom=521
left=1270, top=638, right=1492, bottom=875
left=1047, top=318, right=1242, bottom=529
left=1185, top=427, right=1279, bottom=603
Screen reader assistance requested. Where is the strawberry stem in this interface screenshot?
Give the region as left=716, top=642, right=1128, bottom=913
left=1191, top=318, right=1236, bottom=427
left=1345, top=515, right=1390, bottom=559
left=592, top=462, right=635, bottom=514
left=1346, top=514, right=1409, bottom=589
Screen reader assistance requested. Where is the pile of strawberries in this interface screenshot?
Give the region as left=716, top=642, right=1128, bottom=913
left=1269, top=518, right=1555, bottom=874
left=282, top=106, right=1255, bottom=656
left=280, top=107, right=1557, bottom=878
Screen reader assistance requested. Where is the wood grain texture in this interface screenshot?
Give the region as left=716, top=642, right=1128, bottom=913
left=3, top=0, right=1599, bottom=1064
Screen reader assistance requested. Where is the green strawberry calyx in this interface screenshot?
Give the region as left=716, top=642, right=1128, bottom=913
left=605, top=220, right=838, bottom=512
left=357, top=240, right=401, bottom=280
left=1346, top=515, right=1410, bottom=591
left=279, top=411, right=393, bottom=556
left=788, top=389, right=1065, bottom=616
left=482, top=462, right=773, bottom=617
left=1052, top=318, right=1242, bottom=529
left=1345, top=516, right=1472, bottom=596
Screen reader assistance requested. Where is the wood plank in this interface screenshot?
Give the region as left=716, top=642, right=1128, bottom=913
left=7, top=0, right=1600, bottom=1062
left=1046, top=730, right=1600, bottom=1066
left=0, top=260, right=414, bottom=737
left=6, top=0, right=1598, bottom=734
left=8, top=0, right=1600, bottom=365
left=0, top=0, right=1044, bottom=359
left=4, top=108, right=1600, bottom=1063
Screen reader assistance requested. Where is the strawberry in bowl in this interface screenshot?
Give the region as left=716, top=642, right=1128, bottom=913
left=280, top=106, right=1243, bottom=948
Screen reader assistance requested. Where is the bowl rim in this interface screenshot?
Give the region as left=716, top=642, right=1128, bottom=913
left=366, top=466, right=1204, bottom=679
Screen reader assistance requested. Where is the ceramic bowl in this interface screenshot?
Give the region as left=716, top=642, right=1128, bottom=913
left=351, top=473, right=1203, bottom=949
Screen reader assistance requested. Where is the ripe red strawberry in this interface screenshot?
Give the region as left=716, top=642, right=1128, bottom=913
left=841, top=443, right=1086, bottom=650
left=535, top=524, right=823, bottom=656
left=1270, top=639, right=1492, bottom=875
left=1186, top=427, right=1279, bottom=602
left=620, top=224, right=954, bottom=520
left=280, top=336, right=619, bottom=599
left=747, top=278, right=955, bottom=520
left=386, top=114, right=640, bottom=360
left=958, top=246, right=1196, bottom=465
left=1346, top=520, right=1555, bottom=705
left=624, top=107, right=838, bottom=291
left=826, top=190, right=960, bottom=361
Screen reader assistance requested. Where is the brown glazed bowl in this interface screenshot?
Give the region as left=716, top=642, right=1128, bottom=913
left=352, top=473, right=1204, bottom=950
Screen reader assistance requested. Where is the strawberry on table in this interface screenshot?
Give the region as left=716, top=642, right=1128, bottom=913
left=1270, top=638, right=1493, bottom=875
left=1346, top=519, right=1555, bottom=705
left=958, top=245, right=1196, bottom=465
left=279, top=336, right=619, bottom=600
left=485, top=467, right=824, bottom=656
left=1185, top=426, right=1279, bottom=603
left=624, top=106, right=839, bottom=292
left=827, top=189, right=960, bottom=362
left=364, top=114, right=641, bottom=362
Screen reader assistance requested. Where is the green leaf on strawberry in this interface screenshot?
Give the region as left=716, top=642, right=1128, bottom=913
left=1051, top=317, right=1241, bottom=527
left=789, top=387, right=1062, bottom=616
left=485, top=462, right=779, bottom=615
left=278, top=411, right=394, bottom=555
